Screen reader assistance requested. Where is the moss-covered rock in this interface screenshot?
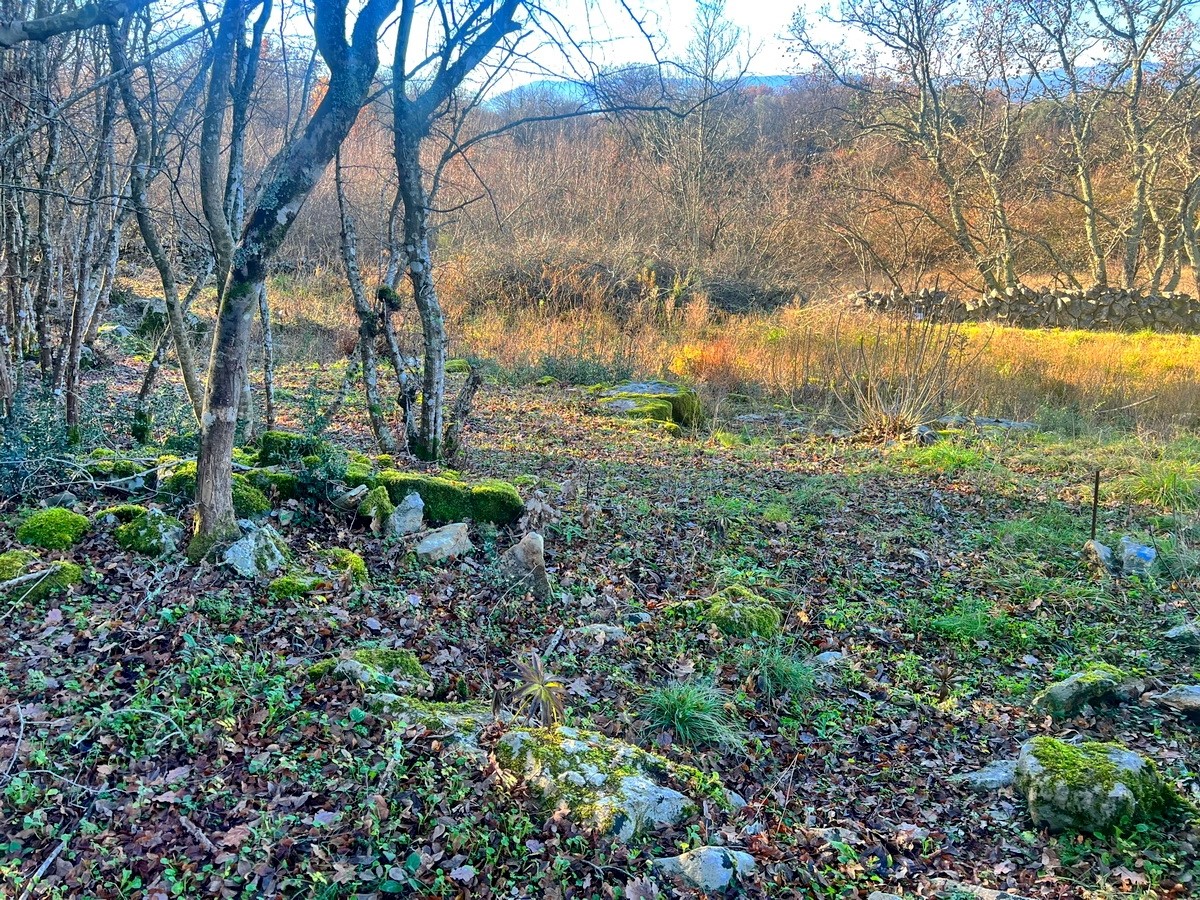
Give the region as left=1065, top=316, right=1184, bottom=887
left=268, top=572, right=323, bottom=600
left=231, top=447, right=259, bottom=467
left=446, top=358, right=472, bottom=374
left=247, top=469, right=303, bottom=500
left=0, top=549, right=82, bottom=602
left=601, top=381, right=703, bottom=426
left=258, top=430, right=328, bottom=466
left=1032, top=663, right=1134, bottom=720
left=95, top=503, right=148, bottom=525
left=86, top=448, right=142, bottom=479
left=469, top=479, right=524, bottom=525
left=344, top=463, right=375, bottom=489
left=377, top=471, right=470, bottom=521
left=496, top=725, right=726, bottom=840
left=358, top=485, right=394, bottom=521
left=114, top=509, right=185, bottom=557
left=16, top=507, right=90, bottom=550
left=700, top=585, right=782, bottom=638
left=1015, top=737, right=1188, bottom=833
left=308, top=647, right=431, bottom=693
left=323, top=548, right=368, bottom=585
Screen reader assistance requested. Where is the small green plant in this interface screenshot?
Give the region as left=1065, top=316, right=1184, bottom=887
left=1124, top=462, right=1200, bottom=511
left=511, top=652, right=566, bottom=726
left=640, top=679, right=746, bottom=748
left=743, top=646, right=815, bottom=700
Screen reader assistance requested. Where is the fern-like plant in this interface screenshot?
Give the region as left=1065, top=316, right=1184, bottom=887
left=512, top=652, right=566, bottom=726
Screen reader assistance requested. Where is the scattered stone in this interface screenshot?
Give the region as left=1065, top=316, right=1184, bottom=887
left=222, top=523, right=289, bottom=578
left=309, top=647, right=431, bottom=694
left=622, top=611, right=653, bottom=627
left=571, top=623, right=627, bottom=644
left=44, top=491, right=79, bottom=509
left=811, top=651, right=846, bottom=667
left=930, top=880, right=1034, bottom=900
left=415, top=523, right=473, bottom=562
left=1164, top=622, right=1200, bottom=648
left=1156, top=685, right=1200, bottom=715
left=868, top=892, right=904, bottom=900
left=374, top=697, right=498, bottom=763
left=496, top=725, right=722, bottom=840
left=1118, top=535, right=1156, bottom=575
left=331, top=483, right=368, bottom=511
left=913, top=424, right=938, bottom=446
left=1031, top=663, right=1135, bottom=720
left=652, top=847, right=756, bottom=893
left=1014, top=736, right=1184, bottom=833
left=949, top=758, right=1017, bottom=792
left=698, top=585, right=782, bottom=638
left=388, top=491, right=425, bottom=536
left=499, top=531, right=551, bottom=600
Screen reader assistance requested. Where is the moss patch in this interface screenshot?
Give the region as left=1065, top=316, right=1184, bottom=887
left=0, top=550, right=82, bottom=603
left=247, top=470, right=303, bottom=500
left=269, top=573, right=323, bottom=600
left=16, top=508, right=90, bottom=550
left=700, top=585, right=782, bottom=638
left=114, top=509, right=184, bottom=556
left=358, top=485, right=394, bottom=521
left=161, top=462, right=270, bottom=518
left=95, top=504, right=148, bottom=525
left=469, top=480, right=523, bottom=525
left=308, top=647, right=430, bottom=691
left=602, top=382, right=703, bottom=426
left=324, top=548, right=368, bottom=585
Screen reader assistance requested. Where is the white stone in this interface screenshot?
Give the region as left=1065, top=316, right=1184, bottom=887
left=652, top=846, right=757, bottom=893
left=415, top=523, right=472, bottom=562
left=388, top=491, right=424, bottom=536
left=222, top=524, right=288, bottom=578
left=948, top=758, right=1017, bottom=792
left=1157, top=685, right=1200, bottom=714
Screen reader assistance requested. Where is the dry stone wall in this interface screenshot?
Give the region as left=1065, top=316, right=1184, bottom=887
left=851, top=285, right=1200, bottom=333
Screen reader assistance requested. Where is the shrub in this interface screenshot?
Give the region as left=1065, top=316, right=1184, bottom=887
left=640, top=680, right=746, bottom=748
left=16, top=508, right=90, bottom=550
left=744, top=646, right=815, bottom=700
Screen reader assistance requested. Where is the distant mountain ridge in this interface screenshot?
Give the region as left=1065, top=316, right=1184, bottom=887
left=486, top=74, right=797, bottom=110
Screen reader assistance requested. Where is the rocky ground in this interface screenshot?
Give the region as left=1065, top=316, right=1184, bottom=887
left=1, top=365, right=1199, bottom=899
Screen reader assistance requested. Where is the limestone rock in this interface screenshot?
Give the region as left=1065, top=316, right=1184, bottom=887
left=1156, top=685, right=1200, bottom=715
left=1031, top=664, right=1134, bottom=720
left=949, top=758, right=1017, bottom=793
left=1164, top=622, right=1200, bottom=648
left=415, top=523, right=473, bottom=562
left=652, top=846, right=756, bottom=893
left=495, top=725, right=715, bottom=840
left=600, top=381, right=702, bottom=426
left=44, top=491, right=79, bottom=509
left=499, top=531, right=551, bottom=600
left=571, top=623, right=627, bottom=644
left=114, top=508, right=185, bottom=557
left=388, top=491, right=424, bottom=536
left=222, top=523, right=288, bottom=578
left=1014, top=737, right=1182, bottom=832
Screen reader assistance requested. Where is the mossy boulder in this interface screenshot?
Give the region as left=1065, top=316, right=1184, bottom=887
left=268, top=572, right=324, bottom=600
left=446, top=358, right=472, bottom=374
left=16, top=508, right=90, bottom=550
left=114, top=509, right=185, bottom=557
left=496, top=725, right=726, bottom=840
left=95, top=504, right=148, bottom=525
left=700, top=585, right=782, bottom=638
left=247, top=469, right=303, bottom=501
left=86, top=448, right=142, bottom=479
left=358, top=485, right=395, bottom=524
left=257, top=430, right=329, bottom=466
left=323, top=548, right=368, bottom=585
left=1032, top=663, right=1135, bottom=720
left=308, top=647, right=431, bottom=693
left=601, top=381, right=703, bottom=426
left=1015, top=737, right=1188, bottom=833
left=602, top=397, right=675, bottom=422
left=0, top=550, right=82, bottom=602
left=376, top=471, right=523, bottom=525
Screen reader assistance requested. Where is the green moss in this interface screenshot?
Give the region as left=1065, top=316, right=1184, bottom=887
left=612, top=398, right=674, bottom=422
left=358, top=485, right=394, bottom=521
left=469, top=479, right=523, bottom=525
left=1033, top=663, right=1130, bottom=719
left=16, top=508, right=90, bottom=550
left=375, top=454, right=394, bottom=468
left=161, top=461, right=269, bottom=517
left=269, top=573, right=322, bottom=600
left=308, top=647, right=428, bottom=689
left=622, top=418, right=682, bottom=437
left=446, top=358, right=471, bottom=374
left=247, top=469, right=303, bottom=500
left=86, top=448, right=141, bottom=479
left=1021, top=737, right=1189, bottom=831
left=0, top=550, right=82, bottom=603
left=324, top=548, right=368, bottom=585
left=343, top=464, right=376, bottom=489
left=232, top=447, right=260, bottom=467
left=258, top=430, right=328, bottom=466
left=114, top=510, right=184, bottom=556
left=95, top=504, right=148, bottom=525
left=377, top=471, right=471, bottom=522
left=701, top=585, right=782, bottom=638
left=605, top=382, right=703, bottom=426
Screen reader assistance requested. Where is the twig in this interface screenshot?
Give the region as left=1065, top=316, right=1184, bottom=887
left=2, top=702, right=25, bottom=781
left=179, top=813, right=219, bottom=854
left=1096, top=395, right=1158, bottom=414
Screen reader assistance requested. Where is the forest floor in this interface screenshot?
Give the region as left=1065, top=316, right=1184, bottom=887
left=1, top=345, right=1199, bottom=900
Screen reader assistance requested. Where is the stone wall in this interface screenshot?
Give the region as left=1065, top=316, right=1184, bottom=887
left=850, top=285, right=1200, bottom=333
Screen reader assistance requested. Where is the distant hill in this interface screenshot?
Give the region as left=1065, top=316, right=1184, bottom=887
left=485, top=74, right=798, bottom=111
